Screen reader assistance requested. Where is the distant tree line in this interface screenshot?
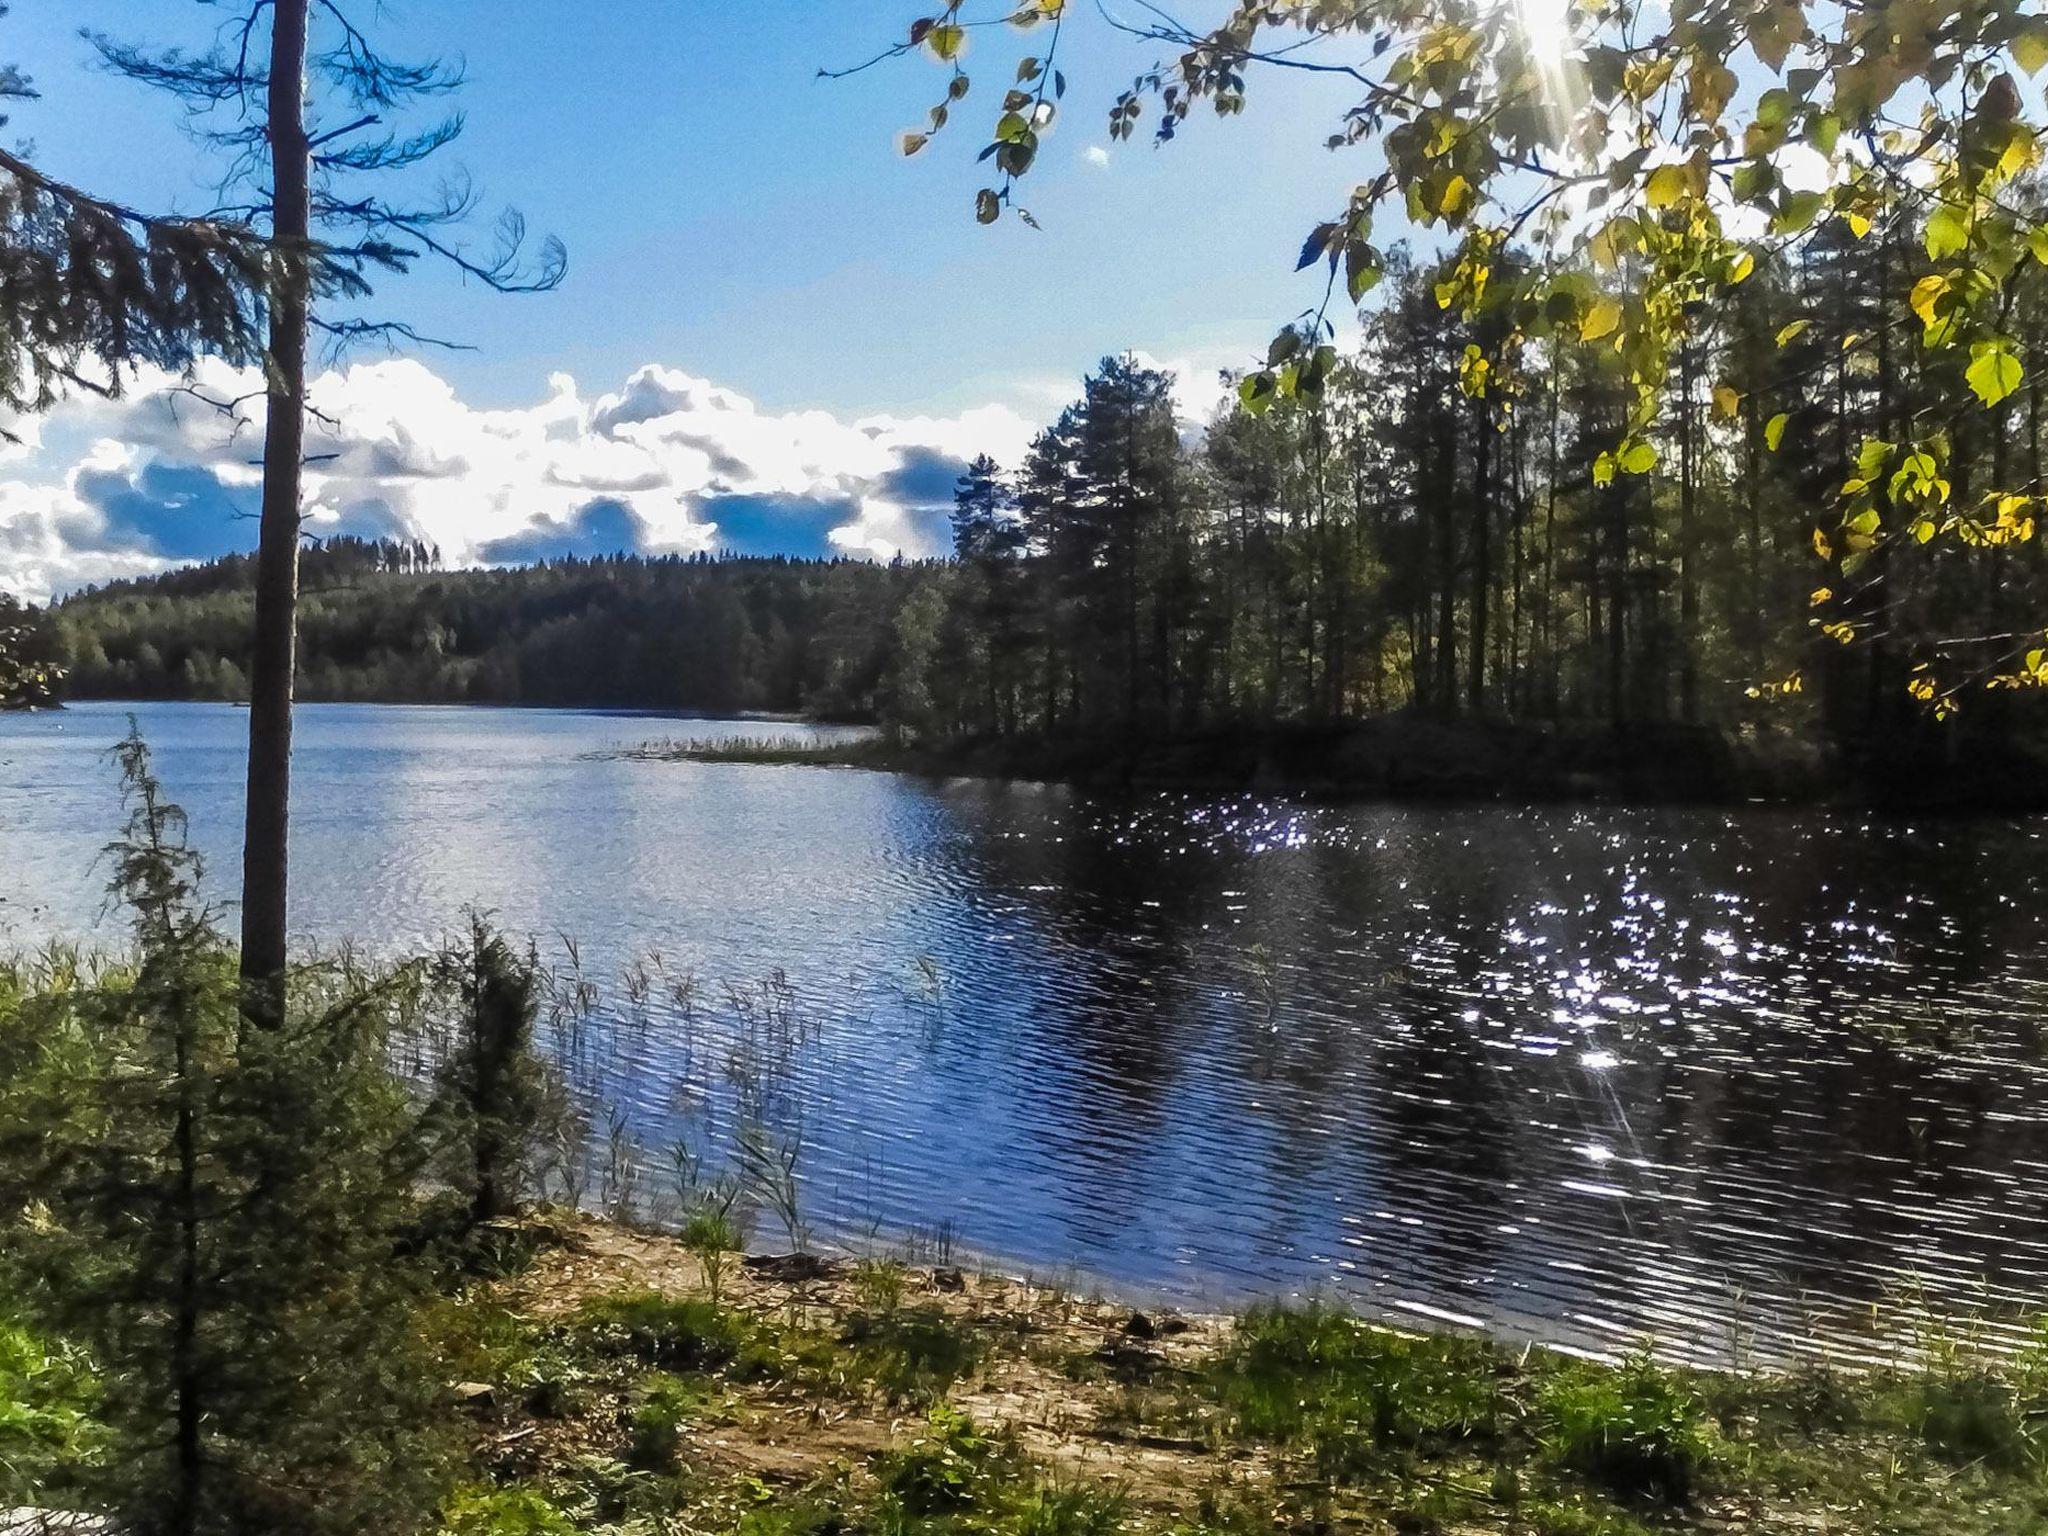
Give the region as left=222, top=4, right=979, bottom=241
left=52, top=539, right=944, bottom=719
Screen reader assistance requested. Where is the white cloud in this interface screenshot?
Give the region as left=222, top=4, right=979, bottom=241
left=1083, top=145, right=1111, bottom=168
left=0, top=358, right=1039, bottom=602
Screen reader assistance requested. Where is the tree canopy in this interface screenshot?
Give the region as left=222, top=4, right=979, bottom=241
left=878, top=0, right=2048, bottom=704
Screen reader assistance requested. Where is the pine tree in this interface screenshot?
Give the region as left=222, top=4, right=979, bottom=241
left=0, top=734, right=450, bottom=1535
left=430, top=919, right=552, bottom=1229
left=0, top=593, right=62, bottom=710
left=89, top=2, right=565, bottom=1024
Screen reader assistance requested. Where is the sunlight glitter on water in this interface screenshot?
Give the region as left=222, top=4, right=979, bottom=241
left=8, top=700, right=2048, bottom=1367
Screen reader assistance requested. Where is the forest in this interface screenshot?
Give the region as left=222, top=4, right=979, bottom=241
left=44, top=543, right=933, bottom=720
left=39, top=222, right=2048, bottom=788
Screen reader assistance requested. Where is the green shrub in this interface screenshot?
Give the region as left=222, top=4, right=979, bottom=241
left=626, top=1372, right=707, bottom=1472
left=854, top=1258, right=908, bottom=1313
left=733, top=1497, right=847, bottom=1536
left=432, top=919, right=555, bottom=1230
left=1013, top=1478, right=1129, bottom=1536
left=0, top=735, right=454, bottom=1535
left=1515, top=1497, right=1657, bottom=1536
left=0, top=1315, right=100, bottom=1502
left=680, top=1191, right=747, bottom=1303
left=1537, top=1355, right=1715, bottom=1505
left=576, top=1291, right=747, bottom=1370
left=877, top=1404, right=1000, bottom=1516
left=846, top=1305, right=984, bottom=1403
left=1904, top=1367, right=2039, bottom=1471
left=1208, top=1304, right=1505, bottom=1478
left=440, top=1485, right=579, bottom=1535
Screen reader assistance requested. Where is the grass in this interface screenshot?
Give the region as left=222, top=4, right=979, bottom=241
left=573, top=1290, right=752, bottom=1371
left=842, top=1304, right=986, bottom=1404
left=1535, top=1354, right=1717, bottom=1504
left=17, top=1212, right=2048, bottom=1535
left=1205, top=1302, right=1510, bottom=1474
left=0, top=1314, right=100, bottom=1503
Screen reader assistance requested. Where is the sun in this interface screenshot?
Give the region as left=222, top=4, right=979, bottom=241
left=1514, top=0, right=1575, bottom=73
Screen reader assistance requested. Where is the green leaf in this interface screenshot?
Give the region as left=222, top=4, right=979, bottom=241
left=1619, top=440, right=1658, bottom=475
left=1645, top=164, right=1689, bottom=208
left=1592, top=451, right=1616, bottom=487
left=1771, top=189, right=1825, bottom=235
left=1967, top=340, right=2023, bottom=406
left=1581, top=298, right=1622, bottom=342
left=1730, top=160, right=1776, bottom=203
left=1775, top=320, right=1810, bottom=347
left=974, top=188, right=1000, bottom=224
left=1925, top=205, right=1970, bottom=261
left=1765, top=412, right=1789, bottom=451
left=2015, top=19, right=2048, bottom=76
left=1345, top=242, right=1381, bottom=303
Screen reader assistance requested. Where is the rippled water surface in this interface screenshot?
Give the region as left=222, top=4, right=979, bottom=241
left=7, top=700, right=2048, bottom=1364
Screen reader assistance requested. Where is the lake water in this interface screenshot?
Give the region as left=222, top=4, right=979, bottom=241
left=6, top=699, right=2048, bottom=1367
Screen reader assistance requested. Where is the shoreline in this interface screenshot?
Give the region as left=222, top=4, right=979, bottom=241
left=412, top=1209, right=2048, bottom=1535
left=33, top=698, right=2048, bottom=811
left=614, top=717, right=2048, bottom=814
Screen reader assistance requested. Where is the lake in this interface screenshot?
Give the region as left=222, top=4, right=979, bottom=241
left=6, top=699, right=2048, bottom=1367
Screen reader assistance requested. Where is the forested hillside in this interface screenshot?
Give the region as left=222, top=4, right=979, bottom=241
left=52, top=543, right=941, bottom=718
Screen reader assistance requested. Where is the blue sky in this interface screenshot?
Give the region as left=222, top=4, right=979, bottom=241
left=8, top=2, right=1363, bottom=415
left=0, top=2, right=1378, bottom=597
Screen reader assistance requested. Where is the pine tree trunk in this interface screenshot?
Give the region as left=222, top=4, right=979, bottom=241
left=1678, top=339, right=1700, bottom=724
left=172, top=1022, right=203, bottom=1536
left=1433, top=411, right=1459, bottom=712
left=1543, top=372, right=1560, bottom=714
left=1468, top=401, right=1491, bottom=714
left=240, top=0, right=312, bottom=1024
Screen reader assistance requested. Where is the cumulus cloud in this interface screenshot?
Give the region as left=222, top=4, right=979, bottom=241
left=1083, top=145, right=1111, bottom=168
left=0, top=356, right=1039, bottom=602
